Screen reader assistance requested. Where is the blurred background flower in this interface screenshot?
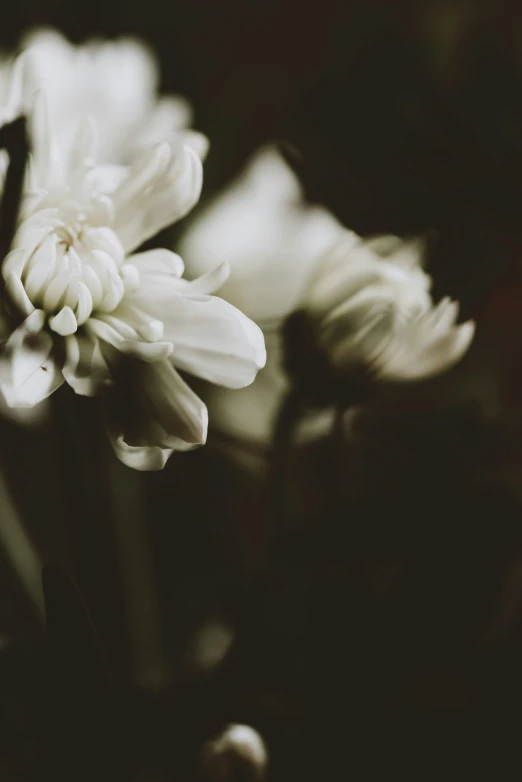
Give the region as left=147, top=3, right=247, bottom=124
left=9, top=28, right=208, bottom=163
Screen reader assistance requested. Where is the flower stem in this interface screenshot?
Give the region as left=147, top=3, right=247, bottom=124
left=0, top=465, right=45, bottom=621
left=105, top=450, right=169, bottom=692
left=268, top=387, right=303, bottom=544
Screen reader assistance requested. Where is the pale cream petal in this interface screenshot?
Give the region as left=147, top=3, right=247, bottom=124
left=103, top=358, right=208, bottom=470
left=62, top=332, right=109, bottom=395
left=113, top=141, right=203, bottom=252
left=129, top=248, right=185, bottom=278
left=378, top=317, right=476, bottom=381
left=0, top=311, right=63, bottom=407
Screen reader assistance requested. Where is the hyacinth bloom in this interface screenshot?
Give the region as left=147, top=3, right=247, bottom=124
left=0, top=28, right=207, bottom=165
left=180, top=146, right=475, bottom=446
left=0, top=61, right=265, bottom=470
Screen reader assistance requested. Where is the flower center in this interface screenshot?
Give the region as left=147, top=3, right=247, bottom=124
left=8, top=200, right=128, bottom=336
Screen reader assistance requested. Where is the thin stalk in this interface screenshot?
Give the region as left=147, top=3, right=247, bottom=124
left=105, top=450, right=169, bottom=692
left=267, top=387, right=303, bottom=544
left=0, top=466, right=45, bottom=621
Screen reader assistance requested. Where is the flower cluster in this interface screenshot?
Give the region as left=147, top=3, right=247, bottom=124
left=180, top=147, right=475, bottom=443
left=0, top=32, right=476, bottom=469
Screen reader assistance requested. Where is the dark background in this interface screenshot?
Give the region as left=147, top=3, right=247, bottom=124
left=2, top=1, right=522, bottom=779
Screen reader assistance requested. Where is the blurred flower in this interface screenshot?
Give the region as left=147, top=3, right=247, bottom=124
left=199, top=724, right=268, bottom=781
left=179, top=145, right=342, bottom=448
left=0, top=68, right=265, bottom=470
left=304, top=232, right=475, bottom=382
left=1, top=27, right=208, bottom=165
left=180, top=146, right=474, bottom=453
left=188, top=618, right=235, bottom=673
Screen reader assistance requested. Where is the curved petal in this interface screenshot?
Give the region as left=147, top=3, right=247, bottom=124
left=103, top=358, right=208, bottom=470
left=170, top=296, right=266, bottom=388
left=378, top=316, right=476, bottom=381
left=181, top=130, right=209, bottom=161
left=128, top=288, right=266, bottom=388
left=0, top=311, right=63, bottom=407
left=107, top=433, right=173, bottom=471
left=133, top=95, right=209, bottom=160
left=112, top=140, right=203, bottom=252
left=207, top=329, right=288, bottom=443
left=62, top=332, right=110, bottom=395
left=129, top=248, right=185, bottom=278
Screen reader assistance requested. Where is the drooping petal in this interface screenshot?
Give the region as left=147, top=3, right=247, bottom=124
left=106, top=432, right=174, bottom=471
left=103, top=358, right=208, bottom=470
left=63, top=331, right=110, bottom=396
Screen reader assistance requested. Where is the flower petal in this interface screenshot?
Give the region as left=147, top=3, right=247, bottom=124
left=103, top=358, right=208, bottom=470
left=129, top=248, right=185, bottom=278
left=106, top=433, right=173, bottom=471
left=0, top=311, right=63, bottom=407
left=112, top=141, right=203, bottom=252
left=63, top=332, right=109, bottom=395
left=164, top=294, right=267, bottom=388
left=378, top=316, right=476, bottom=381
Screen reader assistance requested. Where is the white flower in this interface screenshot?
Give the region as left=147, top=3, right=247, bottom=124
left=3, top=27, right=208, bottom=165
left=179, top=145, right=342, bottom=446
left=179, top=146, right=475, bottom=451
left=305, top=232, right=475, bottom=381
left=0, top=81, right=265, bottom=469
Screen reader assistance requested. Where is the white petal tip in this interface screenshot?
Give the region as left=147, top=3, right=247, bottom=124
left=49, top=306, right=78, bottom=336
left=138, top=320, right=164, bottom=341
left=110, top=435, right=173, bottom=471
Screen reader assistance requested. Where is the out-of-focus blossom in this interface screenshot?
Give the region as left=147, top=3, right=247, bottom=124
left=179, top=145, right=343, bottom=447
left=2, top=27, right=208, bottom=164
left=304, top=232, right=475, bottom=382
left=199, top=724, right=268, bottom=781
left=188, top=618, right=235, bottom=673
left=0, top=64, right=265, bottom=470
left=180, top=146, right=475, bottom=452
left=180, top=145, right=341, bottom=323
